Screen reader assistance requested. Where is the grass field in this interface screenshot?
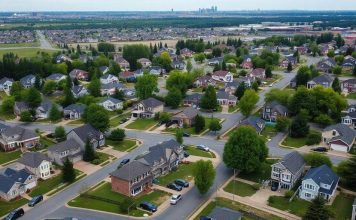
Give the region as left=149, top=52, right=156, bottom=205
left=91, top=152, right=113, bottom=165
left=0, top=198, right=28, bottom=217
left=0, top=41, right=40, bottom=48
left=184, top=146, right=216, bottom=158
left=347, top=93, right=356, bottom=100
left=0, top=48, right=57, bottom=58
left=106, top=139, right=137, bottom=152
left=0, top=150, right=22, bottom=165
left=29, top=174, right=63, bottom=197
left=238, top=159, right=279, bottom=183
left=228, top=105, right=239, bottom=113
left=330, top=194, right=355, bottom=219
left=157, top=162, right=195, bottom=186
left=165, top=117, right=219, bottom=135
left=268, top=196, right=309, bottom=217
left=125, top=118, right=157, bottom=130
left=260, top=125, right=278, bottom=141
left=223, top=180, right=258, bottom=197
left=282, top=136, right=307, bottom=148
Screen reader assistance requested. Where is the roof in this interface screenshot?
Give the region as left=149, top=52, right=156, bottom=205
left=69, top=124, right=102, bottom=143
left=20, top=74, right=35, bottom=86
left=173, top=107, right=198, bottom=120
left=309, top=74, right=334, bottom=85
left=303, top=165, right=339, bottom=195
left=141, top=97, right=163, bottom=108
left=97, top=97, right=122, bottom=105
left=0, top=77, right=14, bottom=84
left=120, top=71, right=135, bottom=78
left=17, top=152, right=50, bottom=168
left=251, top=68, right=265, bottom=76
left=48, top=138, right=81, bottom=153
left=64, top=103, right=86, bottom=113
left=100, top=82, right=125, bottom=90
left=15, top=101, right=30, bottom=111
left=342, top=78, right=356, bottom=84
left=100, top=74, right=117, bottom=80
left=99, top=66, right=109, bottom=73
left=138, top=139, right=181, bottom=166
left=213, top=70, right=229, bottom=77
left=137, top=58, right=151, bottom=63
left=46, top=73, right=65, bottom=81
left=265, top=101, right=288, bottom=115
left=241, top=116, right=265, bottom=133
left=38, top=100, right=58, bottom=112
left=0, top=168, right=33, bottom=193
left=110, top=160, right=151, bottom=181
left=208, top=207, right=242, bottom=220
left=323, top=123, right=356, bottom=146
left=71, top=85, right=87, bottom=94
left=277, top=151, right=305, bottom=175
left=1, top=126, right=39, bottom=142
left=184, top=93, right=202, bottom=101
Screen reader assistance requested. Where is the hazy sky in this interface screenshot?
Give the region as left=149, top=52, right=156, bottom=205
left=1, top=0, right=356, bottom=11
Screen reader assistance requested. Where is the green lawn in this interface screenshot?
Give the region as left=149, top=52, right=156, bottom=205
left=282, top=136, right=307, bottom=148
left=29, top=174, right=63, bottom=197
left=68, top=119, right=85, bottom=125
left=0, top=41, right=40, bottom=48
left=228, top=105, right=239, bottom=113
left=330, top=194, right=355, bottom=219
left=184, top=146, right=216, bottom=158
left=347, top=93, right=356, bottom=100
left=165, top=117, right=219, bottom=135
left=106, top=139, right=137, bottom=152
left=195, top=197, right=283, bottom=220
left=125, top=118, right=157, bottom=130
left=238, top=159, right=278, bottom=183
left=0, top=109, right=16, bottom=120
left=157, top=162, right=195, bottom=186
left=223, top=180, right=258, bottom=197
left=39, top=136, right=56, bottom=148
left=0, top=198, right=28, bottom=217
left=261, top=125, right=278, bottom=141
left=268, top=196, right=309, bottom=217
left=91, top=152, right=113, bottom=165
left=68, top=182, right=169, bottom=217
left=0, top=48, right=56, bottom=58
left=109, top=113, right=132, bottom=127
left=0, top=150, right=22, bottom=165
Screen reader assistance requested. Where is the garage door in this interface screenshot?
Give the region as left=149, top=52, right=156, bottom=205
left=330, top=144, right=348, bottom=152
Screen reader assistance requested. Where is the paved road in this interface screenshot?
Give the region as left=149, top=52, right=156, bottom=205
left=36, top=30, right=56, bottom=50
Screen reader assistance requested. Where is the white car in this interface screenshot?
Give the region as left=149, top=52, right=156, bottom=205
left=170, top=194, right=182, bottom=205
left=196, top=144, right=210, bottom=152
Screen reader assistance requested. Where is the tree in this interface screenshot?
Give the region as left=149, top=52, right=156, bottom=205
left=212, top=47, right=222, bottom=57
left=20, top=111, right=32, bottom=122
left=83, top=139, right=96, bottom=162
left=88, top=74, right=101, bottom=97
left=175, top=129, right=183, bottom=144
left=287, top=62, right=293, bottom=72
left=157, top=52, right=172, bottom=71
left=290, top=112, right=310, bottom=138
left=252, top=81, right=259, bottom=92
left=304, top=153, right=332, bottom=168
left=1, top=96, right=15, bottom=114
left=209, top=118, right=222, bottom=134
left=337, top=156, right=356, bottom=190
left=265, top=88, right=291, bottom=106
left=265, top=66, right=272, bottom=78
left=193, top=160, right=216, bottom=195
left=221, top=60, right=227, bottom=71
left=296, top=66, right=312, bottom=86
left=234, top=82, right=246, bottom=100
left=303, top=196, right=333, bottom=220
left=165, top=88, right=182, bottom=109
left=275, top=116, right=290, bottom=132
left=194, top=115, right=205, bottom=133
left=331, top=77, right=341, bottom=93
left=109, top=128, right=126, bottom=141
left=83, top=104, right=110, bottom=132
left=239, top=90, right=259, bottom=116
left=166, top=71, right=192, bottom=96
left=223, top=126, right=268, bottom=173
left=62, top=158, right=76, bottom=183
left=25, top=87, right=42, bottom=108
left=54, top=126, right=66, bottom=140
left=97, top=42, right=115, bottom=53
left=10, top=81, right=23, bottom=101
left=42, top=81, right=57, bottom=95
left=327, top=50, right=335, bottom=58
left=49, top=104, right=62, bottom=122
left=333, top=65, right=342, bottom=75
left=135, top=74, right=158, bottom=100
left=123, top=44, right=151, bottom=70
left=62, top=86, right=75, bottom=107
left=200, top=85, right=218, bottom=110
left=186, top=59, right=193, bottom=73
left=34, top=75, right=42, bottom=90
left=353, top=66, right=356, bottom=76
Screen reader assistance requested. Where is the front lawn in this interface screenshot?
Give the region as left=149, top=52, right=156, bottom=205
left=165, top=117, right=220, bottom=135
left=109, top=113, right=132, bottom=128
left=68, top=119, right=85, bottom=125
left=238, top=159, right=278, bottom=183
left=260, top=125, right=277, bottom=141
left=281, top=136, right=307, bottom=148
left=106, top=139, right=137, bottom=152
left=223, top=180, right=258, bottom=197
left=347, top=93, right=356, bottom=100
left=91, top=152, right=113, bottom=165
left=184, top=146, right=216, bottom=158
left=0, top=150, right=22, bottom=165
left=125, top=118, right=157, bottom=130
left=228, top=105, right=239, bottom=113
left=330, top=194, right=355, bottom=219
left=39, top=136, right=56, bottom=148
left=157, top=162, right=195, bottom=186
left=268, top=196, right=309, bottom=217
left=29, top=174, right=63, bottom=197
left=0, top=198, right=28, bottom=217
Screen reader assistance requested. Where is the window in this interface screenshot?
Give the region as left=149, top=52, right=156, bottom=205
left=305, top=193, right=311, bottom=198
left=305, top=184, right=315, bottom=190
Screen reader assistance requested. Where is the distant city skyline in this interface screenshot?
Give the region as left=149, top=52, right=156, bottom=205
left=1, top=0, right=356, bottom=12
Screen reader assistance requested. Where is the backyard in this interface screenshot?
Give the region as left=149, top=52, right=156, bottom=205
left=184, top=145, right=216, bottom=158
left=223, top=180, right=258, bottom=197
left=126, top=118, right=157, bottom=130
left=106, top=139, right=137, bottom=152
left=157, top=162, right=195, bottom=186
left=0, top=150, right=22, bottom=165
left=0, top=198, right=28, bottom=217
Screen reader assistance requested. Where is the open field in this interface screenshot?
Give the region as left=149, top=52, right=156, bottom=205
left=0, top=48, right=57, bottom=58
left=0, top=42, right=40, bottom=48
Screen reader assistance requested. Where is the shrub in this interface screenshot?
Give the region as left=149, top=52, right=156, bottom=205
left=252, top=183, right=261, bottom=190
left=91, top=158, right=101, bottom=165
left=306, top=132, right=322, bottom=146
left=284, top=190, right=295, bottom=199
left=109, top=129, right=126, bottom=141
left=20, top=111, right=32, bottom=122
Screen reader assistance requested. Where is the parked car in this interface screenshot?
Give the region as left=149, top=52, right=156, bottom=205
left=183, top=132, right=191, bottom=137
left=139, top=201, right=157, bottom=212
left=271, top=181, right=279, bottom=191
left=4, top=208, right=24, bottom=220
left=196, top=144, right=210, bottom=152
left=199, top=216, right=212, bottom=220
left=174, top=179, right=189, bottom=188
left=167, top=183, right=183, bottom=191
left=28, top=195, right=43, bottom=207
left=170, top=194, right=182, bottom=205
left=119, top=159, right=130, bottom=166
left=183, top=151, right=190, bottom=158
left=152, top=178, right=160, bottom=184
left=312, top=147, right=328, bottom=152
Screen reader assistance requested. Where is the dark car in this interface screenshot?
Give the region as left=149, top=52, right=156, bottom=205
left=183, top=151, right=190, bottom=158
left=139, top=201, right=157, bottom=212
left=120, top=159, right=130, bottom=166
left=167, top=183, right=183, bottom=191
left=271, top=181, right=279, bottom=191
left=183, top=132, right=191, bottom=137
left=174, top=179, right=189, bottom=188
left=199, top=216, right=212, bottom=220
left=4, top=208, right=24, bottom=220
left=28, top=195, right=43, bottom=207
left=312, top=147, right=328, bottom=152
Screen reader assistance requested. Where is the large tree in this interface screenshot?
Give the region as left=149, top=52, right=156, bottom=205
left=83, top=104, right=110, bottom=132
left=234, top=82, right=246, bottom=100
left=209, top=118, right=222, bottom=134
left=62, top=86, right=75, bottom=107
left=337, top=156, right=356, bottom=191
left=123, top=44, right=151, bottom=70
left=109, top=128, right=126, bottom=141
left=62, top=158, right=76, bottom=183
left=290, top=111, right=310, bottom=138
left=296, top=66, right=312, bottom=86
left=239, top=89, right=259, bottom=116
left=83, top=139, right=96, bottom=162
left=304, top=153, right=332, bottom=168
left=223, top=126, right=268, bottom=173
left=303, top=196, right=333, bottom=220
left=25, top=87, right=42, bottom=108
left=49, top=104, right=62, bottom=122
left=194, top=114, right=205, bottom=133
left=200, top=85, right=218, bottom=110
left=165, top=88, right=182, bottom=109
left=54, top=126, right=66, bottom=140
left=135, top=74, right=158, bottom=100
left=88, top=74, right=101, bottom=97
left=331, top=77, right=341, bottom=93
left=166, top=70, right=192, bottom=96
left=193, top=160, right=216, bottom=195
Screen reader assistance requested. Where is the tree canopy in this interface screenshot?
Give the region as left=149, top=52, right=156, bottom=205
left=193, top=160, right=216, bottom=195
left=135, top=74, right=158, bottom=100
left=239, top=90, right=259, bottom=116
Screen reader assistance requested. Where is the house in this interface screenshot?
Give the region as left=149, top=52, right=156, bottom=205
left=294, top=46, right=307, bottom=55
left=241, top=57, right=253, bottom=69
left=14, top=101, right=30, bottom=116
left=69, top=69, right=89, bottom=81
left=171, top=107, right=198, bottom=127
left=299, top=165, right=339, bottom=201
left=205, top=207, right=242, bottom=220
left=35, top=100, right=62, bottom=119
left=55, top=54, right=72, bottom=63
left=224, top=80, right=240, bottom=95
left=0, top=126, right=40, bottom=152
left=0, top=77, right=14, bottom=94
left=236, top=77, right=253, bottom=88
left=317, top=58, right=337, bottom=73
left=322, top=123, right=356, bottom=152
left=100, top=82, right=125, bottom=96
left=67, top=124, right=105, bottom=150
left=271, top=152, right=305, bottom=190
left=307, top=74, right=334, bottom=89
left=342, top=56, right=356, bottom=70
left=64, top=103, right=86, bottom=120
left=352, top=199, right=356, bottom=220
left=171, top=60, right=186, bottom=70
left=240, top=116, right=265, bottom=134
left=100, top=74, right=118, bottom=85
left=280, top=56, right=297, bottom=68
left=119, top=71, right=136, bottom=82
left=212, top=70, right=234, bottom=83
left=183, top=93, right=202, bottom=107
left=110, top=160, right=153, bottom=197
left=341, top=105, right=356, bottom=128
left=71, top=85, right=89, bottom=98
left=45, top=73, right=66, bottom=82
left=148, top=66, right=164, bottom=75
left=180, top=48, right=193, bottom=58
left=97, top=97, right=123, bottom=111
left=194, top=75, right=215, bottom=88
left=249, top=68, right=266, bottom=79
left=99, top=66, right=109, bottom=75
left=137, top=139, right=184, bottom=178
left=132, top=97, right=164, bottom=119
left=47, top=138, right=82, bottom=166
left=17, top=152, right=52, bottom=180
left=341, top=78, right=356, bottom=93
left=114, top=55, right=130, bottom=70
left=0, top=168, right=36, bottom=201
left=262, top=101, right=288, bottom=122
left=20, top=74, right=36, bottom=88
left=208, top=57, right=223, bottom=66
left=217, top=90, right=237, bottom=106
left=137, top=58, right=152, bottom=68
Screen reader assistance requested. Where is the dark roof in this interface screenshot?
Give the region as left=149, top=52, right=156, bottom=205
left=241, top=116, right=265, bottom=133
left=278, top=151, right=305, bottom=174
left=20, top=74, right=36, bottom=86
left=0, top=168, right=33, bottom=193
left=0, top=77, right=14, bottom=84
left=97, top=97, right=122, bottom=105
left=309, top=74, right=334, bottom=84
left=184, top=93, right=202, bottom=102
left=141, top=97, right=163, bottom=108
left=100, top=74, right=117, bottom=80
left=15, top=101, right=30, bottom=111
left=265, top=101, right=288, bottom=115
left=208, top=207, right=242, bottom=220
left=172, top=107, right=198, bottom=120
left=100, top=82, right=125, bottom=90
left=303, top=165, right=339, bottom=195
left=17, top=152, right=50, bottom=168
left=69, top=124, right=102, bottom=143
left=139, top=139, right=181, bottom=166
left=342, top=78, right=356, bottom=84
left=64, top=103, right=86, bottom=113
left=323, top=123, right=356, bottom=146
left=71, top=85, right=87, bottom=94
left=46, top=73, right=65, bottom=81
left=48, top=138, right=81, bottom=153
left=110, top=160, right=151, bottom=181
left=2, top=126, right=39, bottom=142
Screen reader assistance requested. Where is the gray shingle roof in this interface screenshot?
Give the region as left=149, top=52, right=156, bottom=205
left=0, top=77, right=14, bottom=84
left=2, top=126, right=39, bottom=142
left=97, top=97, right=122, bottom=105
left=17, top=152, right=50, bottom=168
left=141, top=97, right=163, bottom=108
left=241, top=116, right=265, bottom=133
left=309, top=74, right=334, bottom=85
left=48, top=138, right=81, bottom=154
left=172, top=107, right=198, bottom=120
left=100, top=82, right=125, bottom=90
left=64, top=103, right=86, bottom=113
left=46, top=73, right=65, bottom=81
left=110, top=160, right=151, bottom=181
left=70, top=124, right=102, bottom=143
left=266, top=101, right=288, bottom=115
left=303, top=164, right=339, bottom=195
left=184, top=93, right=202, bottom=102
left=278, top=151, right=305, bottom=175
left=138, top=139, right=181, bottom=166
left=208, top=207, right=242, bottom=220
left=323, top=123, right=356, bottom=146
left=71, top=85, right=87, bottom=95
left=0, top=168, right=33, bottom=193
left=20, top=74, right=36, bottom=86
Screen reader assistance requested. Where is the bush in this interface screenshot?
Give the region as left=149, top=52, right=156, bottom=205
left=306, top=132, right=322, bottom=146
left=252, top=183, right=261, bottom=190
left=120, top=197, right=136, bottom=213
left=20, top=111, right=33, bottom=122
left=304, top=153, right=332, bottom=168
left=284, top=190, right=295, bottom=199
left=91, top=158, right=101, bottom=165
left=109, top=129, right=126, bottom=141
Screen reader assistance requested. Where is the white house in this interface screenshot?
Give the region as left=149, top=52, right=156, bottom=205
left=352, top=199, right=356, bottom=220
left=97, top=97, right=123, bottom=111
left=17, top=152, right=52, bottom=180
left=100, top=74, right=119, bottom=85
left=71, top=85, right=89, bottom=98
left=0, top=77, right=14, bottom=94
left=212, top=70, right=234, bottom=83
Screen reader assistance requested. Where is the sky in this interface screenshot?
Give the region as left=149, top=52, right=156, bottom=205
left=1, top=0, right=356, bottom=11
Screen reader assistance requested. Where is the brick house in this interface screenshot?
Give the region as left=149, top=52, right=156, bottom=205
left=0, top=126, right=40, bottom=152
